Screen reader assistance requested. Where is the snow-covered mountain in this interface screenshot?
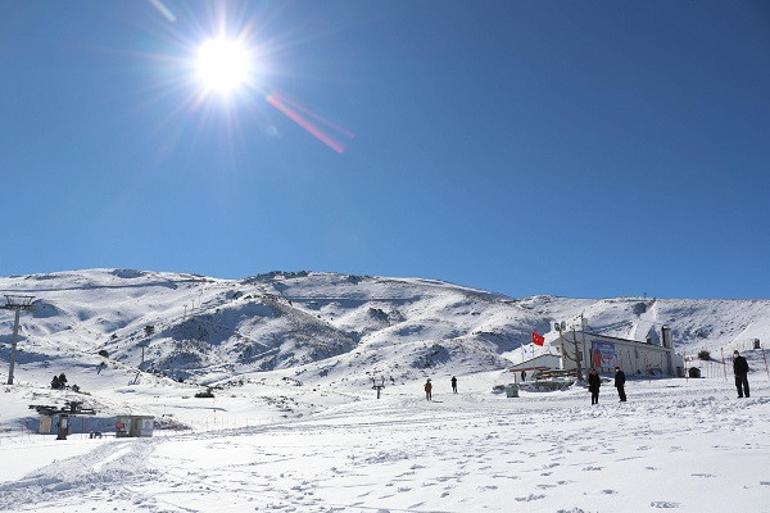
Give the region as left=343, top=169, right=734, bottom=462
left=1, top=269, right=769, bottom=388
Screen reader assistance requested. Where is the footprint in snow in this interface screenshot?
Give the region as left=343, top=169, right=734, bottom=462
left=492, top=474, right=520, bottom=480
left=601, top=489, right=618, bottom=495
left=760, top=481, right=770, bottom=486
left=650, top=500, right=681, bottom=508
left=514, top=493, right=546, bottom=502
left=691, top=473, right=716, bottom=478
left=581, top=465, right=603, bottom=471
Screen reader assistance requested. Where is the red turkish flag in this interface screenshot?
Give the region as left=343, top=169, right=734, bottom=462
left=531, top=331, right=545, bottom=346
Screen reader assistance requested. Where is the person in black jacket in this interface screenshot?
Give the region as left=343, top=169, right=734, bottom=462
left=733, top=350, right=750, bottom=398
left=614, top=366, right=627, bottom=402
left=588, top=368, right=601, bottom=405
left=451, top=376, right=458, bottom=394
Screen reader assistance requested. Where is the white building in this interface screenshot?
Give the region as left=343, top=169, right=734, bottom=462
left=551, top=326, right=684, bottom=377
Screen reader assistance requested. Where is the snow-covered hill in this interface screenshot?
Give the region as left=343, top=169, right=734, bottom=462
left=1, top=269, right=769, bottom=389
left=2, top=269, right=769, bottom=513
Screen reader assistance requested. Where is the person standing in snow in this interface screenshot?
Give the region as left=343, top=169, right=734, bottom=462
left=588, top=368, right=601, bottom=405
left=451, top=376, right=458, bottom=394
left=733, top=350, right=750, bottom=398
left=424, top=379, right=433, bottom=401
left=614, top=366, right=627, bottom=402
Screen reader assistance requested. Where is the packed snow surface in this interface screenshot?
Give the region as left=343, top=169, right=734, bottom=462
left=1, top=372, right=769, bottom=513
left=1, top=269, right=769, bottom=512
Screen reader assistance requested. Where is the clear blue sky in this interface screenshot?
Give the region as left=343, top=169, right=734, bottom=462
left=1, top=1, right=769, bottom=298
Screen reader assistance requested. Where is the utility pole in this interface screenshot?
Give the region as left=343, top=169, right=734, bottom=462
left=760, top=339, right=770, bottom=381
left=720, top=348, right=727, bottom=382
left=580, top=313, right=587, bottom=374
left=141, top=325, right=155, bottom=369
left=555, top=320, right=582, bottom=381
left=2, top=295, right=35, bottom=385
left=572, top=327, right=583, bottom=381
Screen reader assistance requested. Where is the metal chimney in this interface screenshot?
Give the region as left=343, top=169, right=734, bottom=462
left=661, top=325, right=673, bottom=376
left=661, top=325, right=671, bottom=349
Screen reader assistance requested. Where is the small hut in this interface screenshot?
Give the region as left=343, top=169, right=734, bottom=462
left=115, top=415, right=155, bottom=437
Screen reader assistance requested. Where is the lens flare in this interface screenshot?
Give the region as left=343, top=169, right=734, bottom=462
left=266, top=92, right=354, bottom=154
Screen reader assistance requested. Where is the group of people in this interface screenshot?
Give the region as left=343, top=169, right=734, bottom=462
left=424, top=376, right=458, bottom=401
left=587, top=366, right=626, bottom=405
left=586, top=349, right=752, bottom=405
left=50, top=373, right=68, bottom=390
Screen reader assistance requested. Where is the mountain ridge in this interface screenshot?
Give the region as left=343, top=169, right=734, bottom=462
left=1, top=268, right=769, bottom=387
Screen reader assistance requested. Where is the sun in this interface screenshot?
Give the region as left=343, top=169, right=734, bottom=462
left=195, top=38, right=252, bottom=95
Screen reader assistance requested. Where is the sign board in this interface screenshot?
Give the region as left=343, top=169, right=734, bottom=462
left=591, top=341, right=618, bottom=372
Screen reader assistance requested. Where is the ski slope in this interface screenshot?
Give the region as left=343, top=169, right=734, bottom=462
left=1, top=370, right=768, bottom=513
left=1, top=269, right=770, bottom=512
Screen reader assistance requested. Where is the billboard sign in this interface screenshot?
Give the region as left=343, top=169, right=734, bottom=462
left=591, top=341, right=618, bottom=371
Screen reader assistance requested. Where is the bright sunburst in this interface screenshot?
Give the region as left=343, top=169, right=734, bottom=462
left=195, top=38, right=252, bottom=95
left=140, top=1, right=353, bottom=154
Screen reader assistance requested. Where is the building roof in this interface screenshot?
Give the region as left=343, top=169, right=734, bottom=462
left=554, top=331, right=670, bottom=350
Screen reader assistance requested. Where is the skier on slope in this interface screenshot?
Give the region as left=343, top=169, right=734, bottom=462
left=588, top=368, right=601, bottom=405
left=451, top=376, right=458, bottom=394
left=733, top=350, right=750, bottom=398
left=614, top=366, right=627, bottom=402
left=424, top=379, right=433, bottom=401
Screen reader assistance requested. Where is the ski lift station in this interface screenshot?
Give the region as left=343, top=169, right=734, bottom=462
left=551, top=326, right=684, bottom=377
left=31, top=406, right=154, bottom=438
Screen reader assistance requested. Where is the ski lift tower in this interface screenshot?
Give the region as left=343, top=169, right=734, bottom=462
left=371, top=376, right=386, bottom=399
left=2, top=294, right=35, bottom=385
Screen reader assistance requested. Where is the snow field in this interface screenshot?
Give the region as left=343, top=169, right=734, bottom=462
left=1, top=372, right=768, bottom=513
